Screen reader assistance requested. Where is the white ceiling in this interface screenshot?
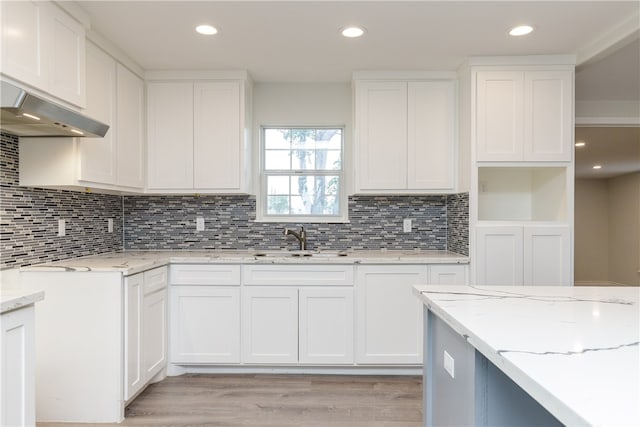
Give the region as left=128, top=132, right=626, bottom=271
left=76, top=0, right=639, bottom=82
left=575, top=127, right=640, bottom=179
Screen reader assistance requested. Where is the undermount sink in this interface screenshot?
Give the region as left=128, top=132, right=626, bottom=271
left=253, top=250, right=348, bottom=258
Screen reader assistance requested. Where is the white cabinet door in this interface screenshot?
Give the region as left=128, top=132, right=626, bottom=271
left=476, top=226, right=524, bottom=286
left=147, top=82, right=194, bottom=189
left=1, top=305, right=35, bottom=427
left=524, top=226, right=571, bottom=285
left=124, top=273, right=144, bottom=401
left=193, top=82, right=242, bottom=190
left=1, top=0, right=47, bottom=91
left=476, top=71, right=524, bottom=162
left=116, top=64, right=145, bottom=188
left=170, top=286, right=241, bottom=364
left=355, top=81, right=408, bottom=190
left=48, top=4, right=85, bottom=107
left=242, top=287, right=298, bottom=364
left=429, top=264, right=468, bottom=285
left=407, top=80, right=455, bottom=190
left=143, top=288, right=167, bottom=380
left=80, top=42, right=116, bottom=185
left=355, top=265, right=427, bottom=364
left=524, top=71, right=573, bottom=162
left=299, top=287, right=354, bottom=364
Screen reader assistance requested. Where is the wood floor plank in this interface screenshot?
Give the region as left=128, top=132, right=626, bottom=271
left=37, top=374, right=422, bottom=427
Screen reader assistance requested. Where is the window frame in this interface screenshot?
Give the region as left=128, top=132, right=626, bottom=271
left=257, top=125, right=348, bottom=223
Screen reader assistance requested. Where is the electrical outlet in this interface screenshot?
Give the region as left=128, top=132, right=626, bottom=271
left=196, top=217, right=205, bottom=231
left=108, top=218, right=113, bottom=233
left=58, top=219, right=66, bottom=237
left=403, top=218, right=412, bottom=233
left=444, top=350, right=455, bottom=378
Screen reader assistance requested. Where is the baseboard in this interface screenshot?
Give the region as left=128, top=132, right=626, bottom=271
left=166, top=364, right=422, bottom=376
left=574, top=281, right=634, bottom=286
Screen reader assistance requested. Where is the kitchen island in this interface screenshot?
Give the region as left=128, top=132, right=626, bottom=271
left=413, top=285, right=640, bottom=427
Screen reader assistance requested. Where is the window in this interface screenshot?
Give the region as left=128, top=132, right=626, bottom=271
left=259, top=126, right=345, bottom=222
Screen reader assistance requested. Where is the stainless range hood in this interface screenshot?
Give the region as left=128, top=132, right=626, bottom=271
left=0, top=81, right=109, bottom=138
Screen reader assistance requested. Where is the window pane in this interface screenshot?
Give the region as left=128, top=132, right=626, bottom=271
left=267, top=195, right=289, bottom=215
left=316, top=129, right=342, bottom=149
left=266, top=175, right=290, bottom=195
left=291, top=150, right=315, bottom=170
left=265, top=150, right=291, bottom=170
left=314, top=149, right=341, bottom=170
left=265, top=128, right=290, bottom=149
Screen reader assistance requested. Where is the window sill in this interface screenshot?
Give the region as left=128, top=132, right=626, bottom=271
left=253, top=216, right=350, bottom=224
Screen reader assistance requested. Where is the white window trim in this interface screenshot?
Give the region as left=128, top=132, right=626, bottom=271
left=256, top=125, right=348, bottom=223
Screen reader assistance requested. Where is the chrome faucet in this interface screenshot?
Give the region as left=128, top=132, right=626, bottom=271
left=283, top=226, right=307, bottom=250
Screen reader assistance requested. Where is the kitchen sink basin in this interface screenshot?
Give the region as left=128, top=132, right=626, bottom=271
left=253, top=250, right=347, bottom=257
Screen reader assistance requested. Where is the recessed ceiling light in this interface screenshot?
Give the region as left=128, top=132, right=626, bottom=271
left=575, top=141, right=586, bottom=147
left=341, top=26, right=366, bottom=38
left=509, top=25, right=534, bottom=36
left=592, top=165, right=602, bottom=170
left=196, top=24, right=218, bottom=35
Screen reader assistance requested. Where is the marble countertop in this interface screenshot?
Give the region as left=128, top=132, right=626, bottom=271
left=20, top=249, right=469, bottom=276
left=414, top=285, right=640, bottom=427
left=0, top=288, right=45, bottom=314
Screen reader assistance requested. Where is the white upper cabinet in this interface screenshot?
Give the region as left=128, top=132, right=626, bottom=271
left=354, top=78, right=456, bottom=193
left=356, top=81, right=408, bottom=190
left=48, top=5, right=85, bottom=107
left=476, top=69, right=572, bottom=162
left=1, top=0, right=85, bottom=107
left=80, top=42, right=117, bottom=185
left=115, top=64, right=145, bottom=188
left=1, top=0, right=48, bottom=90
left=408, top=81, right=456, bottom=189
left=21, top=42, right=145, bottom=192
left=147, top=74, right=251, bottom=193
left=193, top=82, right=242, bottom=189
left=147, top=82, right=194, bottom=189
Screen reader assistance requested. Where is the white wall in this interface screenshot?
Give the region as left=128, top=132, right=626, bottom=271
left=608, top=172, right=640, bottom=286
left=251, top=82, right=352, bottom=193
left=574, top=179, right=609, bottom=283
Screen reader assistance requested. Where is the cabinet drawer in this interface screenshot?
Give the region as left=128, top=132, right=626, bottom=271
left=170, top=264, right=240, bottom=285
left=143, top=266, right=168, bottom=295
left=243, top=265, right=354, bottom=286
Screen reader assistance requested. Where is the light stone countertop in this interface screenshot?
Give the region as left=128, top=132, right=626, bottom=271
left=20, top=249, right=469, bottom=276
left=0, top=288, right=45, bottom=314
left=414, top=284, right=640, bottom=427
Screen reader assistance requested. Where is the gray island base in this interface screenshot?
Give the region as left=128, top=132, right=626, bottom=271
left=425, top=310, right=562, bottom=426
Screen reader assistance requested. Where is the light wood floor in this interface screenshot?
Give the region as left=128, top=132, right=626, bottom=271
left=38, top=374, right=423, bottom=426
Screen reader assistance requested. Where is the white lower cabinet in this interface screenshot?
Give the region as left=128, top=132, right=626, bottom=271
left=169, top=264, right=241, bottom=364
left=124, top=273, right=144, bottom=401
left=1, top=305, right=36, bottom=427
left=124, top=266, right=168, bottom=401
left=242, top=287, right=299, bottom=364
left=299, top=287, right=354, bottom=364
left=476, top=225, right=571, bottom=286
left=241, top=265, right=355, bottom=365
left=170, top=286, right=241, bottom=364
left=168, top=262, right=467, bottom=369
left=355, top=265, right=428, bottom=364
left=355, top=264, right=468, bottom=365
left=142, top=267, right=168, bottom=381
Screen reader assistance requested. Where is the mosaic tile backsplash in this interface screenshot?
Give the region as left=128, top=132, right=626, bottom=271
left=125, top=194, right=469, bottom=254
left=2, top=130, right=469, bottom=269
left=1, top=133, right=123, bottom=269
